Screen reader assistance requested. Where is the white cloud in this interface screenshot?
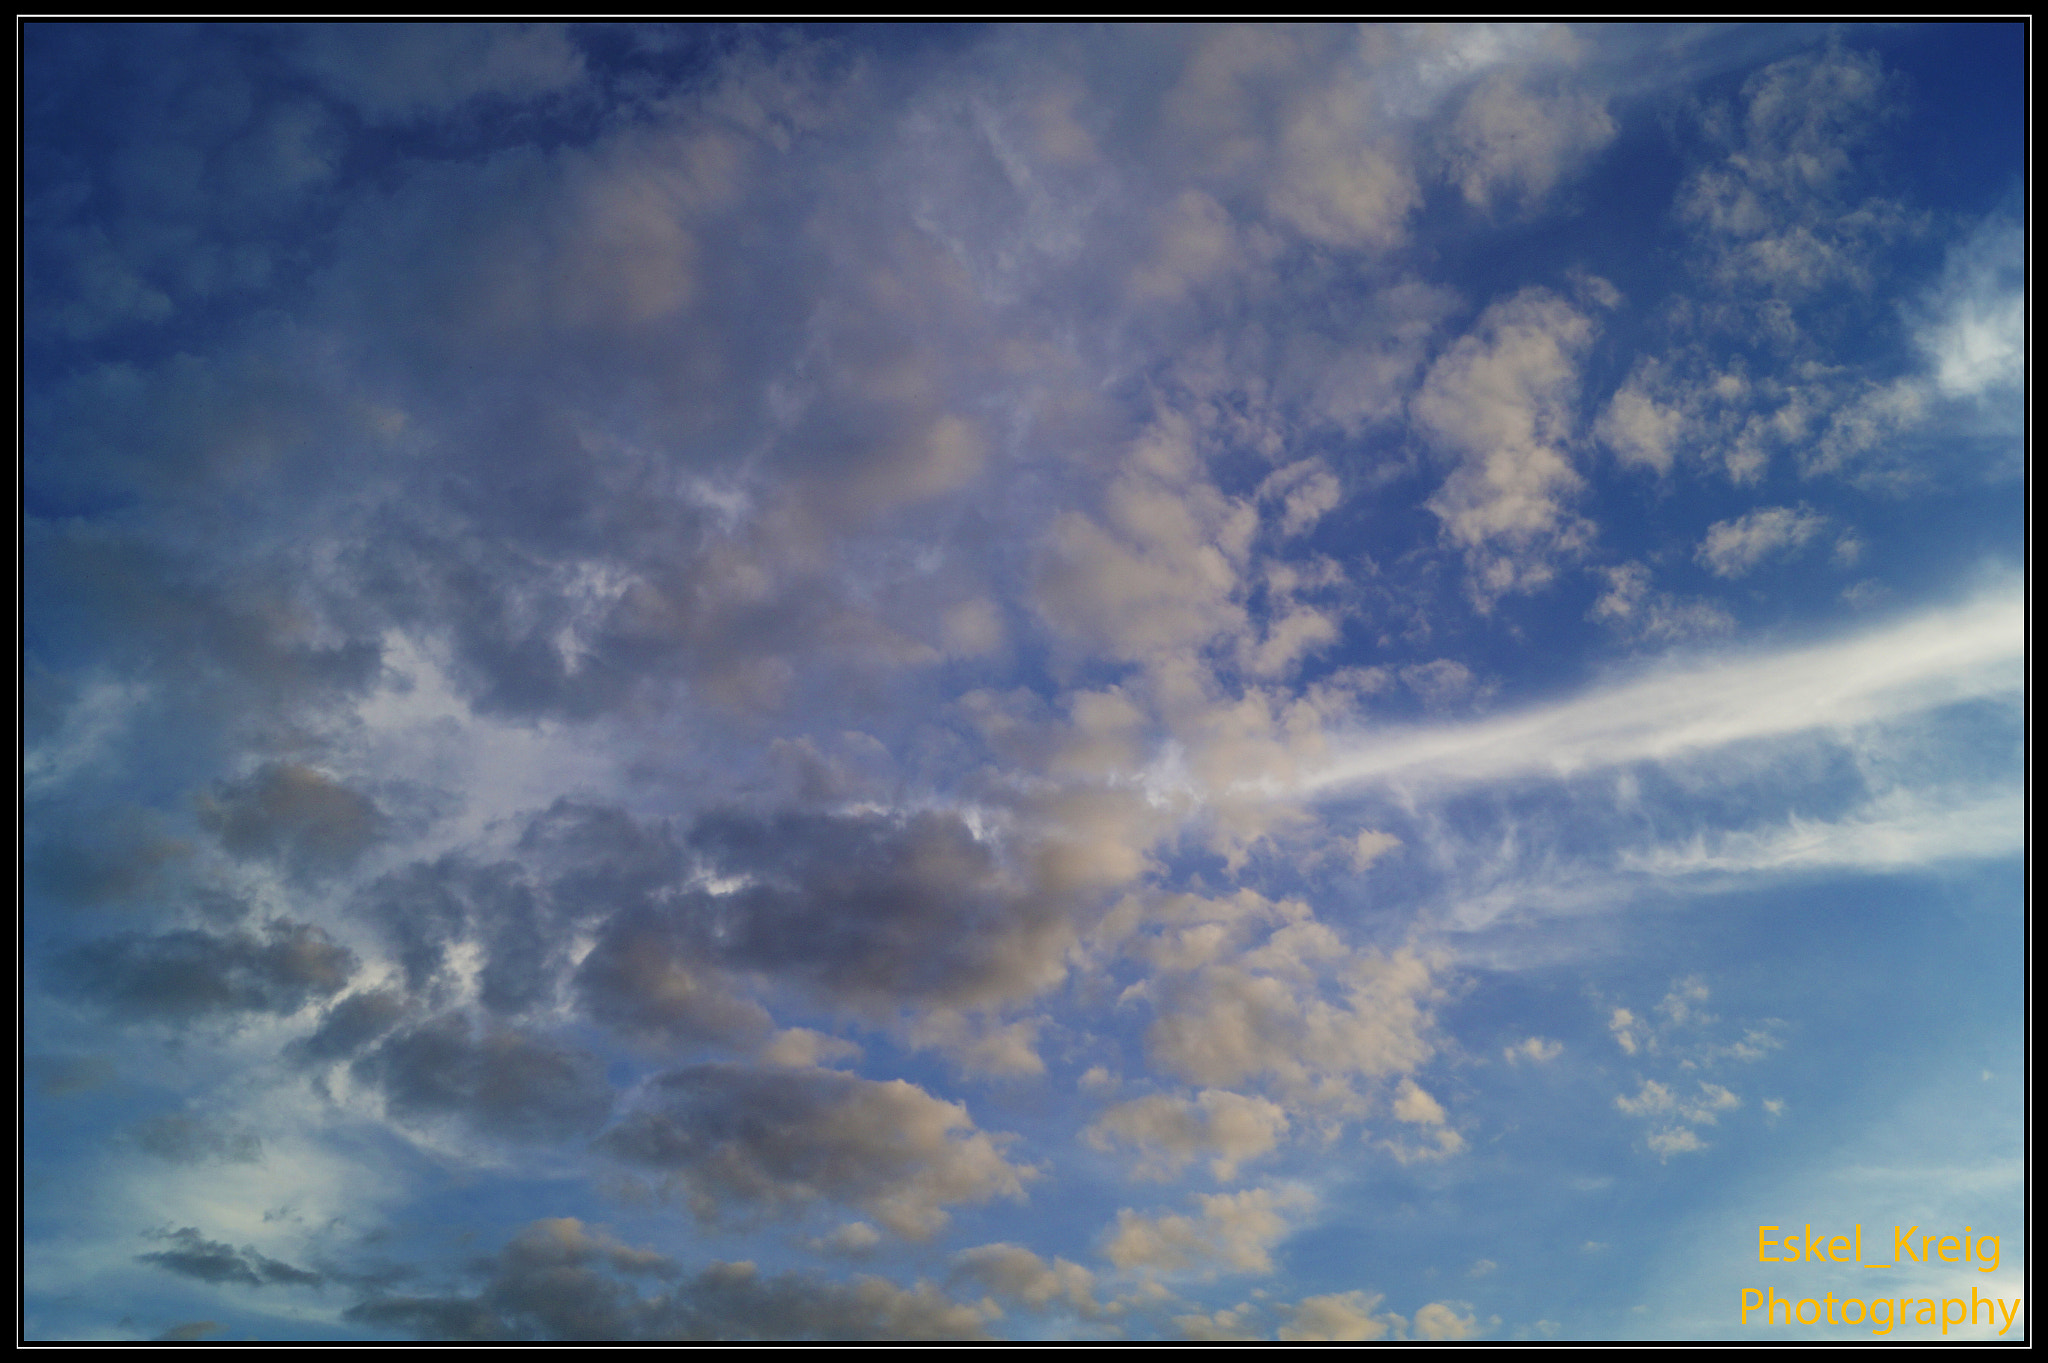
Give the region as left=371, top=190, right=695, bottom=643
left=1589, top=562, right=1734, bottom=643
left=1104, top=1185, right=1313, bottom=1277
left=1504, top=1037, right=1562, bottom=1064
left=1696, top=505, right=1827, bottom=578
left=1087, top=1089, right=1290, bottom=1182
left=1277, top=1290, right=1399, bottom=1341
left=954, top=1243, right=1105, bottom=1318
left=1413, top=1299, right=1481, bottom=1340
left=1413, top=289, right=1596, bottom=601
left=1443, top=70, right=1615, bottom=212
left=1919, top=215, right=2023, bottom=399
left=1305, top=584, right=2020, bottom=798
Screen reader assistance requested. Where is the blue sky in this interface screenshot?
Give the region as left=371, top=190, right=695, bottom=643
left=22, top=22, right=2024, bottom=1342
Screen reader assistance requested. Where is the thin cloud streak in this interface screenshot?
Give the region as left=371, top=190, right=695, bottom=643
left=1298, top=585, right=2019, bottom=800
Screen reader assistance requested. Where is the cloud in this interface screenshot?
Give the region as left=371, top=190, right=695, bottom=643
left=1695, top=505, right=1827, bottom=578
left=1595, top=360, right=1688, bottom=474
left=348, top=1219, right=990, bottom=1341
left=1917, top=213, right=2023, bottom=400
left=1413, top=1299, right=1481, bottom=1340
left=18, top=23, right=2022, bottom=1344
left=153, top=1323, right=223, bottom=1343
left=1677, top=46, right=1902, bottom=297
left=1143, top=944, right=1439, bottom=1096
left=1443, top=69, right=1615, bottom=212
left=25, top=1053, right=116, bottom=1097
left=601, top=1064, right=1029, bottom=1239
left=954, top=1243, right=1105, bottom=1318
left=25, top=805, right=189, bottom=908
left=1277, top=1290, right=1399, bottom=1341
left=198, top=763, right=385, bottom=875
left=360, top=855, right=563, bottom=1013
left=292, top=988, right=408, bottom=1064
left=676, top=806, right=1082, bottom=1010
left=1034, top=413, right=1255, bottom=663
left=1499, top=1038, right=1561, bottom=1069
left=1622, top=786, right=2022, bottom=877
left=1616, top=1079, right=1742, bottom=1159
left=1588, top=563, right=1734, bottom=643
left=64, top=920, right=355, bottom=1021
left=356, top=1012, right=612, bottom=1143
left=292, top=23, right=586, bottom=122
left=1306, top=585, right=2020, bottom=797
left=138, top=1227, right=320, bottom=1289
left=129, top=1113, right=263, bottom=1166
left=1104, top=1185, right=1313, bottom=1277
left=1086, top=1089, right=1290, bottom=1182
left=1413, top=289, right=1597, bottom=601
left=575, top=904, right=774, bottom=1048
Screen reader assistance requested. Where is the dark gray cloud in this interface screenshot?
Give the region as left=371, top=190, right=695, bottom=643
left=291, top=987, right=409, bottom=1065
left=26, top=1053, right=116, bottom=1097
left=65, top=920, right=355, bottom=1021
left=358, top=856, right=558, bottom=1011
left=25, top=804, right=189, bottom=908
left=601, top=1063, right=1028, bottom=1238
left=574, top=904, right=771, bottom=1048
left=355, top=1013, right=611, bottom=1142
left=138, top=1227, right=321, bottom=1289
left=129, top=1113, right=262, bottom=1165
left=346, top=1218, right=988, bottom=1341
left=676, top=808, right=1074, bottom=1009
left=519, top=800, right=685, bottom=922
left=198, top=762, right=384, bottom=875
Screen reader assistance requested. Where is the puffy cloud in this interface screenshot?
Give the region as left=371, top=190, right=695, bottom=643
left=1917, top=213, right=2024, bottom=401
left=1677, top=47, right=1903, bottom=299
left=575, top=904, right=773, bottom=1048
left=1443, top=69, right=1615, bottom=212
left=64, top=920, right=355, bottom=1021
left=348, top=1220, right=991, bottom=1341
left=1172, top=1304, right=1261, bottom=1341
left=1413, top=289, right=1597, bottom=601
left=1144, top=945, right=1439, bottom=1097
left=1695, top=505, right=1827, bottom=577
left=1086, top=1089, right=1290, bottom=1181
left=1034, top=413, right=1256, bottom=663
left=954, top=1243, right=1105, bottom=1318
left=356, top=1013, right=612, bottom=1143
left=360, top=856, right=564, bottom=1013
left=601, top=1064, right=1029, bottom=1239
left=1104, top=1185, right=1313, bottom=1277
left=1596, top=360, right=1688, bottom=475
left=1277, top=1290, right=1399, bottom=1342
left=1413, top=1300, right=1481, bottom=1340
left=1267, top=77, right=1418, bottom=250
left=1615, top=1079, right=1741, bottom=1158
left=197, top=763, right=384, bottom=875
left=676, top=807, right=1081, bottom=1010
left=1503, top=1036, right=1562, bottom=1065
left=1588, top=563, right=1734, bottom=643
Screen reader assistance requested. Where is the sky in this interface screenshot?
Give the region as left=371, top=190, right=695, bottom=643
left=20, top=22, right=2026, bottom=1343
